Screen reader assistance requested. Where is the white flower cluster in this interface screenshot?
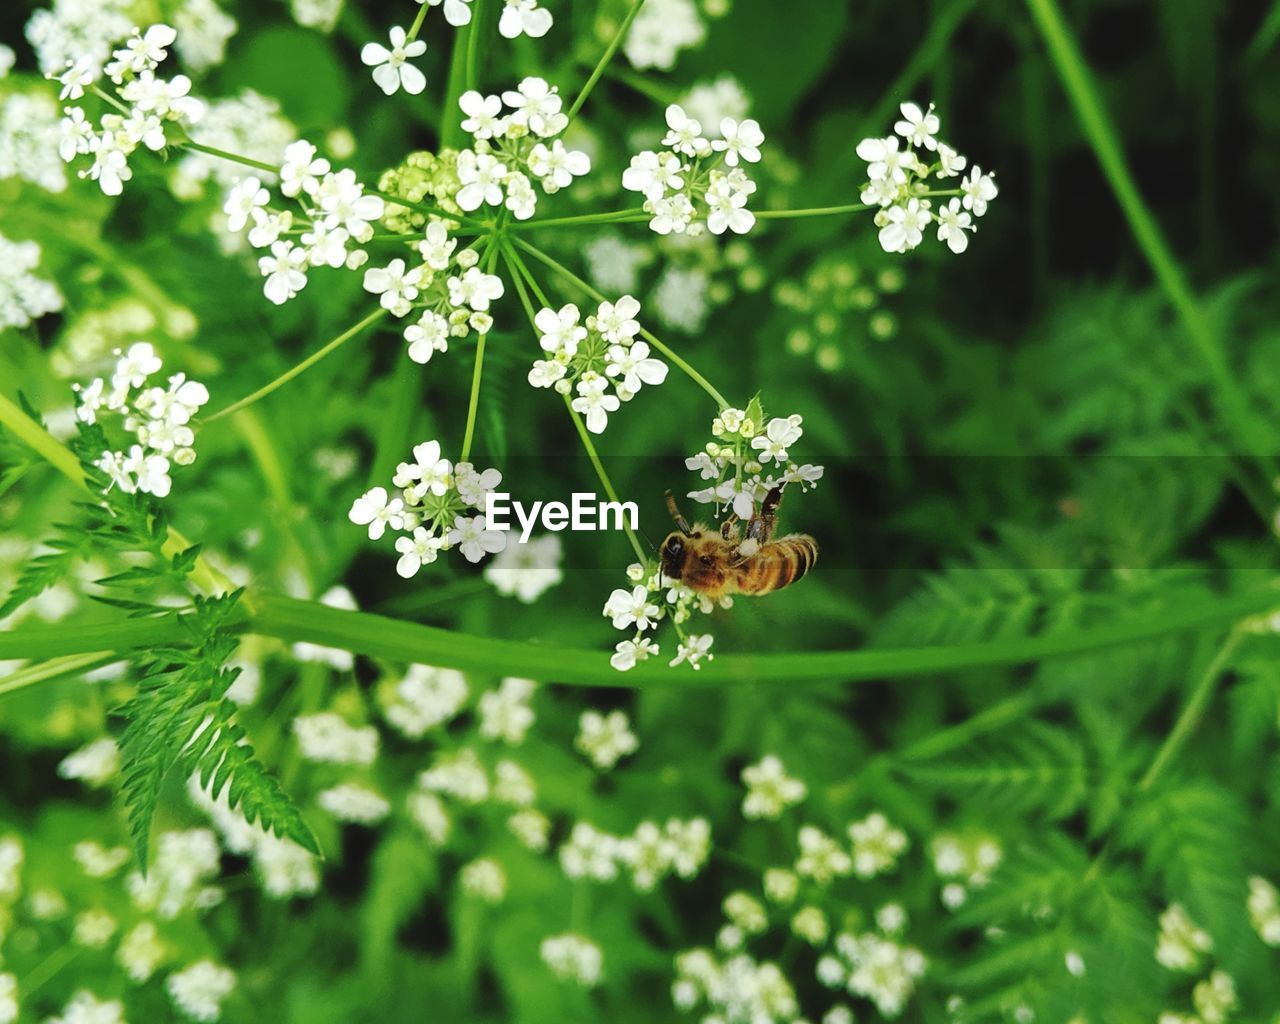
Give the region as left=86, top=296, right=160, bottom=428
left=575, top=709, right=639, bottom=770
left=75, top=342, right=210, bottom=500
left=25, top=0, right=134, bottom=77
left=45, top=991, right=125, bottom=1024
left=527, top=295, right=669, bottom=434
left=741, top=755, right=807, bottom=820
left=623, top=103, right=765, bottom=237
left=0, top=234, right=62, bottom=331
left=221, top=140, right=393, bottom=306
left=478, top=676, right=538, bottom=745
left=126, top=828, right=223, bottom=919
left=483, top=533, right=563, bottom=602
left=379, top=663, right=469, bottom=738
left=0, top=91, right=67, bottom=191
left=293, top=711, right=379, bottom=765
left=58, top=736, right=120, bottom=787
left=560, top=817, right=711, bottom=891
left=604, top=564, right=715, bottom=672
left=451, top=77, right=589, bottom=221
left=1156, top=903, right=1214, bottom=972
left=858, top=101, right=998, bottom=255
left=367, top=227, right=503, bottom=363
left=540, top=933, right=603, bottom=988
left=1248, top=875, right=1280, bottom=946
left=672, top=948, right=798, bottom=1024
left=624, top=0, right=706, bottom=71
left=848, top=811, right=909, bottom=879
left=686, top=406, right=824, bottom=518
left=817, top=931, right=927, bottom=1019
left=167, top=959, right=236, bottom=1022
left=55, top=24, right=206, bottom=196
left=931, top=832, right=1002, bottom=909
left=360, top=0, right=553, bottom=97
left=349, top=440, right=508, bottom=573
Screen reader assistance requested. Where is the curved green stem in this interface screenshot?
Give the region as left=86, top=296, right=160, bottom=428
left=755, top=203, right=870, bottom=220
left=509, top=209, right=649, bottom=231
left=566, top=0, right=648, bottom=124
left=460, top=242, right=501, bottom=460
left=181, top=140, right=277, bottom=175
left=508, top=235, right=729, bottom=409
left=0, top=652, right=119, bottom=699
left=3, top=587, right=1276, bottom=688
left=205, top=309, right=388, bottom=423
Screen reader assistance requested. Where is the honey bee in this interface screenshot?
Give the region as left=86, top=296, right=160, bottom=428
left=659, top=483, right=818, bottom=599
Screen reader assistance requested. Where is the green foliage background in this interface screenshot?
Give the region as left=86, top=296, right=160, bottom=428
left=2, top=0, right=1280, bottom=1021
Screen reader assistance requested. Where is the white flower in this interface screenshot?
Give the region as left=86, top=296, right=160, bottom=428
left=605, top=341, right=668, bottom=392
left=848, top=811, right=909, bottom=878
left=453, top=462, right=503, bottom=507
left=713, top=117, right=764, bottom=165
left=576, top=710, right=639, bottom=770
left=363, top=258, right=424, bottom=316
left=45, top=991, right=124, bottom=1024
left=560, top=822, right=621, bottom=881
left=123, top=444, right=172, bottom=497
left=936, top=141, right=966, bottom=177
left=459, top=90, right=505, bottom=139
left=247, top=208, right=292, bottom=249
left=418, top=220, right=457, bottom=270
left=796, top=825, right=852, bottom=884
left=167, top=960, right=235, bottom=1022
left=395, top=527, right=445, bottom=578
left=669, top=633, right=714, bottom=669
left=314, top=169, right=385, bottom=241
left=348, top=485, right=405, bottom=540
left=705, top=176, right=754, bottom=235
left=394, top=439, right=453, bottom=498
left=741, top=755, right=806, bottom=819
left=361, top=26, right=427, bottom=96
left=961, top=165, right=998, bottom=216
left=499, top=0, right=553, bottom=40
left=484, top=534, right=563, bottom=602
left=456, top=149, right=509, bottom=210
left=751, top=415, right=803, bottom=463
left=622, top=150, right=684, bottom=200
left=279, top=139, right=330, bottom=197
left=935, top=197, right=973, bottom=254
left=56, top=56, right=96, bottom=101
left=503, top=170, right=538, bottom=220
left=84, top=133, right=131, bottom=196
left=58, top=737, right=120, bottom=787
left=572, top=375, right=620, bottom=434
left=318, top=783, right=391, bottom=824
left=478, top=677, right=536, bottom=744
left=528, top=358, right=567, bottom=388
left=894, top=101, right=940, bottom=150
left=113, top=342, right=163, bottom=389
left=258, top=240, right=308, bottom=304
left=528, top=140, right=590, bottom=192
left=856, top=135, right=915, bottom=184
left=301, top=219, right=350, bottom=268
left=594, top=295, right=641, bottom=344
left=448, top=514, right=507, bottom=563
left=501, top=76, right=566, bottom=136
left=404, top=310, right=451, bottom=363
left=541, top=934, right=603, bottom=988
left=610, top=635, right=659, bottom=671
left=877, top=198, right=932, bottom=254
left=662, top=104, right=710, bottom=157
left=424, top=0, right=475, bottom=27
left=535, top=303, right=586, bottom=356
left=448, top=266, right=505, bottom=311
left=224, top=176, right=270, bottom=231
left=643, top=193, right=693, bottom=236
left=461, top=858, right=507, bottom=902
left=108, top=24, right=177, bottom=80
left=604, top=585, right=661, bottom=631
left=120, top=71, right=203, bottom=122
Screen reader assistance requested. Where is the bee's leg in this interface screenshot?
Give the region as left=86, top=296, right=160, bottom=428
left=719, top=514, right=740, bottom=541
left=745, top=483, right=786, bottom=545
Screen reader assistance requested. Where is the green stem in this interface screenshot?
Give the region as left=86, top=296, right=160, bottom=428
left=442, top=0, right=482, bottom=149
left=364, top=188, right=489, bottom=230
left=755, top=203, right=870, bottom=220
left=405, top=0, right=430, bottom=40
left=1026, top=0, right=1271, bottom=477
left=1138, top=625, right=1246, bottom=791
left=205, top=309, right=388, bottom=423
left=508, top=235, right=729, bottom=409
left=3, top=587, right=1276, bottom=688
left=181, top=140, right=277, bottom=175
left=566, top=0, right=648, bottom=124
left=509, top=208, right=649, bottom=231
left=0, top=652, right=118, bottom=699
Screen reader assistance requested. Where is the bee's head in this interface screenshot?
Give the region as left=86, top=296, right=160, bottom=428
left=660, top=530, right=689, bottom=579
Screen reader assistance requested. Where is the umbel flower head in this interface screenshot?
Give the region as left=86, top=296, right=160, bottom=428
left=857, top=101, right=998, bottom=254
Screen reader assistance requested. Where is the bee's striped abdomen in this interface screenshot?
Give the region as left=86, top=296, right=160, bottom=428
left=735, top=535, right=819, bottom=595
